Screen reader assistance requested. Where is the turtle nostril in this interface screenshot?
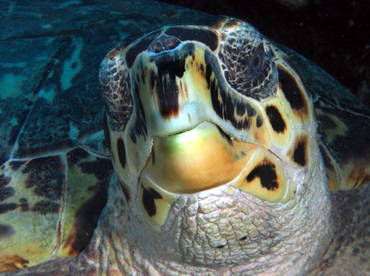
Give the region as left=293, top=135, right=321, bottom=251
left=165, top=37, right=181, bottom=50
left=149, top=35, right=181, bottom=53
left=151, top=41, right=164, bottom=53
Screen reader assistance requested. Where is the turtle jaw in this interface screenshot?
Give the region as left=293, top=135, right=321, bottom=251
left=141, top=121, right=256, bottom=194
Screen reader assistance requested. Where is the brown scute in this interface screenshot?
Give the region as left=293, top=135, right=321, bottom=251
left=32, top=200, right=60, bottom=215
left=278, top=66, right=306, bottom=111
left=291, top=136, right=308, bottom=167
left=0, top=254, right=29, bottom=272
left=266, top=105, right=286, bottom=133
left=22, top=156, right=64, bottom=201
left=67, top=147, right=89, bottom=167
left=142, top=186, right=162, bottom=217
left=78, top=158, right=113, bottom=181
left=153, top=43, right=191, bottom=118
left=246, top=161, right=278, bottom=191
left=0, top=224, right=15, bottom=238
left=0, top=203, right=18, bottom=214
left=8, top=161, right=26, bottom=171
left=125, top=30, right=161, bottom=68
left=64, top=173, right=110, bottom=256
left=117, top=138, right=126, bottom=168
left=19, top=198, right=29, bottom=211
left=0, top=186, right=15, bottom=201
left=0, top=174, right=11, bottom=186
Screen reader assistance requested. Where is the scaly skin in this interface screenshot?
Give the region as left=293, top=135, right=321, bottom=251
left=6, top=154, right=338, bottom=276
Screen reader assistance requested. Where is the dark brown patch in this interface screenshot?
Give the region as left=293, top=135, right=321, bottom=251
left=9, top=161, right=26, bottom=171
left=22, top=156, right=64, bottom=200
left=142, top=186, right=162, bottom=217
left=152, top=43, right=191, bottom=118
left=291, top=136, right=308, bottom=167
left=246, top=161, right=278, bottom=190
left=32, top=200, right=60, bottom=215
left=67, top=147, right=89, bottom=166
left=117, top=138, right=126, bottom=168
left=293, top=141, right=307, bottom=166
left=278, top=66, right=306, bottom=110
left=0, top=224, right=15, bottom=239
left=205, top=52, right=258, bottom=130
left=0, top=203, right=18, bottom=214
left=0, top=174, right=11, bottom=186
left=0, top=254, right=29, bottom=271
left=0, top=186, right=15, bottom=201
left=266, top=105, right=286, bottom=133
left=64, top=175, right=110, bottom=255
left=78, top=158, right=113, bottom=181
left=19, top=198, right=29, bottom=211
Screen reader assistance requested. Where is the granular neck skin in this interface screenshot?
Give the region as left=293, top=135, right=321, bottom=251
left=79, top=162, right=333, bottom=276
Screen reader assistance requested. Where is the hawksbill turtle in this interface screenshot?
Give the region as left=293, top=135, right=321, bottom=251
left=0, top=1, right=369, bottom=275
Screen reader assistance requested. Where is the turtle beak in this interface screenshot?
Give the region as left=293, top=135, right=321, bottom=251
left=141, top=121, right=258, bottom=194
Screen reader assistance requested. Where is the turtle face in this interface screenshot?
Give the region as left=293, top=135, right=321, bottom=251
left=100, top=17, right=321, bottom=266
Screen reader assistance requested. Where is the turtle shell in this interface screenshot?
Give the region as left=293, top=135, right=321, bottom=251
left=0, top=1, right=209, bottom=272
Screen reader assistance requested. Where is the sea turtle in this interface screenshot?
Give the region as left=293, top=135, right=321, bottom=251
left=1, top=1, right=370, bottom=276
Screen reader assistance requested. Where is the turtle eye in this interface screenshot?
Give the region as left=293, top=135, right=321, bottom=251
left=219, top=28, right=278, bottom=100
left=248, top=44, right=265, bottom=79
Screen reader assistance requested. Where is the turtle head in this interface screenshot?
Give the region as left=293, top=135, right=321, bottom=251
left=99, top=16, right=331, bottom=269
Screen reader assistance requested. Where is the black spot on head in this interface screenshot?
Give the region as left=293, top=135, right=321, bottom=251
left=153, top=44, right=193, bottom=118
left=246, top=162, right=278, bottom=190
left=216, top=125, right=233, bottom=146
left=239, top=235, right=247, bottom=241
left=278, top=66, right=305, bottom=110
left=0, top=224, right=15, bottom=238
left=142, top=186, right=162, bottom=217
left=266, top=105, right=286, bottom=133
left=293, top=141, right=307, bottom=166
left=216, top=244, right=226, bottom=249
left=256, top=115, right=263, bottom=127
left=0, top=203, right=18, bottom=214
left=32, top=200, right=60, bottom=215
left=117, top=138, right=126, bottom=168
left=0, top=186, right=15, bottom=201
